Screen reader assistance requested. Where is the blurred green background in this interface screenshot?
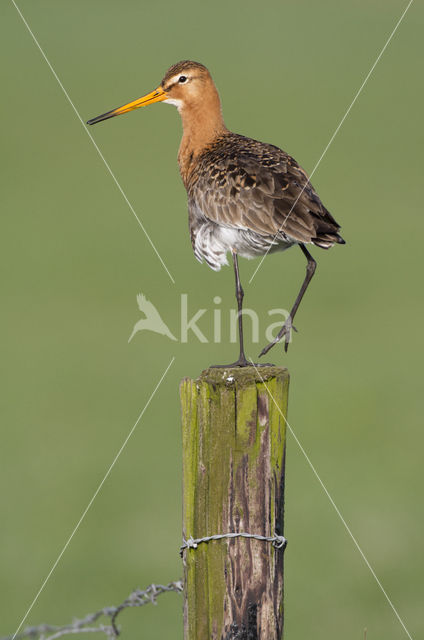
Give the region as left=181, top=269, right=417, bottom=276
left=1, top=0, right=422, bottom=638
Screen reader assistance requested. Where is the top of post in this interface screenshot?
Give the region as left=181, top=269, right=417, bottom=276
left=197, top=365, right=289, bottom=388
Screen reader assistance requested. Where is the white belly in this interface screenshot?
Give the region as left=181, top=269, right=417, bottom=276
left=193, top=222, right=295, bottom=271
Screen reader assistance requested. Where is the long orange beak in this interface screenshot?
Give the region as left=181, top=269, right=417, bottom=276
left=87, top=86, right=167, bottom=125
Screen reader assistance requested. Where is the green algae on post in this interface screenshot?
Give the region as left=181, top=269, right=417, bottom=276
left=180, top=366, right=289, bottom=639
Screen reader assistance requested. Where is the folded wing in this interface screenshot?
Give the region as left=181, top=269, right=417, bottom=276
left=190, top=134, right=344, bottom=249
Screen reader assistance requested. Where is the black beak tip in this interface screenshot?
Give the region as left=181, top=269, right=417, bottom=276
left=86, top=115, right=104, bottom=126
left=86, top=110, right=118, bottom=126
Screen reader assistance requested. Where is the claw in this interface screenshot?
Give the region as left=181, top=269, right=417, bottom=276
left=258, top=342, right=274, bottom=358
left=259, top=317, right=296, bottom=358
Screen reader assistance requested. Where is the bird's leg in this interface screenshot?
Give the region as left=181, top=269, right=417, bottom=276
left=232, top=251, right=249, bottom=366
left=211, top=251, right=274, bottom=368
left=259, top=244, right=317, bottom=357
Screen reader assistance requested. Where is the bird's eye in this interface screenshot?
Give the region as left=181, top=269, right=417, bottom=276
left=178, top=75, right=188, bottom=83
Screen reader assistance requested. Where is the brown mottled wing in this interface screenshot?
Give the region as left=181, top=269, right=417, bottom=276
left=190, top=134, right=342, bottom=247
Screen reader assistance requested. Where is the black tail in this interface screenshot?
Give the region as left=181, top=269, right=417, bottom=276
left=312, top=232, right=345, bottom=249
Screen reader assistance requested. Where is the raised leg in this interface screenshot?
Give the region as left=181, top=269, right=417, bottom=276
left=211, top=251, right=274, bottom=368
left=259, top=244, right=317, bottom=357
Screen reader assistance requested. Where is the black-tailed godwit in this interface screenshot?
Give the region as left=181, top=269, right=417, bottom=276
left=88, top=61, right=344, bottom=366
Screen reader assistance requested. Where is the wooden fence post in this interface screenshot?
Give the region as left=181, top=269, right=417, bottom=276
left=180, top=366, right=289, bottom=640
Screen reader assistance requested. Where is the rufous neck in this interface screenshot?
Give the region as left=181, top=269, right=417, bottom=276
left=178, top=90, right=227, bottom=183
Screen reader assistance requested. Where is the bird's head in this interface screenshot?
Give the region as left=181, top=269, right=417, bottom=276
left=87, top=60, right=221, bottom=126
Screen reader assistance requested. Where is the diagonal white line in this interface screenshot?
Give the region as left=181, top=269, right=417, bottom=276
left=11, top=356, right=175, bottom=640
left=249, top=360, right=414, bottom=640
left=11, top=0, right=175, bottom=285
left=249, top=0, right=414, bottom=284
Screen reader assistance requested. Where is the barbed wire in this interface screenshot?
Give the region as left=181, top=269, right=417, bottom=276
left=180, top=532, right=287, bottom=556
left=1, top=581, right=183, bottom=640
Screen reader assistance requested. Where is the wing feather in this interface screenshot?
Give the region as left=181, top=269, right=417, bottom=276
left=188, top=133, right=343, bottom=246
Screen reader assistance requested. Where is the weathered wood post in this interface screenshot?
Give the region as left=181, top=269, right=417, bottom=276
left=180, top=366, right=289, bottom=639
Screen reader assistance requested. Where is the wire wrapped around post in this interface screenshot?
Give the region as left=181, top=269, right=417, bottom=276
left=180, top=531, right=287, bottom=556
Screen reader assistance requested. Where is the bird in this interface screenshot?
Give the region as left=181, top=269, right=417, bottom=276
left=87, top=60, right=345, bottom=367
left=128, top=293, right=177, bottom=344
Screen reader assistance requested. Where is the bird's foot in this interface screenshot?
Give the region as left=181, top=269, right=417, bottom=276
left=259, top=317, right=297, bottom=358
left=210, top=355, right=274, bottom=369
